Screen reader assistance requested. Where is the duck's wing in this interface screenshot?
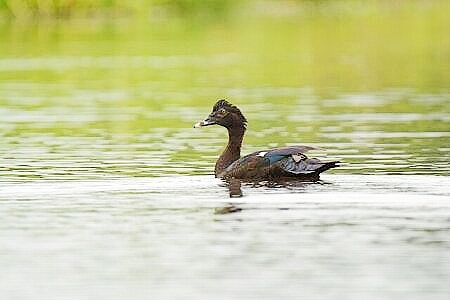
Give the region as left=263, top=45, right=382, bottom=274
left=275, top=156, right=339, bottom=175
left=260, top=146, right=315, bottom=164
left=264, top=146, right=338, bottom=175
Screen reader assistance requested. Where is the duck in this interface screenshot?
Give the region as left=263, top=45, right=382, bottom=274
left=194, top=99, right=339, bottom=182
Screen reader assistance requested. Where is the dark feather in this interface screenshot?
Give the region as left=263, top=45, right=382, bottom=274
left=264, top=146, right=315, bottom=156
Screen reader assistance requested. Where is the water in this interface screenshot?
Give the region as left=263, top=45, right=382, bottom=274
left=1, top=8, right=450, bottom=299
left=1, top=175, right=449, bottom=299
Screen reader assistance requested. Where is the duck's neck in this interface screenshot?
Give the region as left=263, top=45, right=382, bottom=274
left=215, top=126, right=245, bottom=177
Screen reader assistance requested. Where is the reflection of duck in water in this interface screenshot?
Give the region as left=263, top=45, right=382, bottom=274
left=194, top=100, right=339, bottom=182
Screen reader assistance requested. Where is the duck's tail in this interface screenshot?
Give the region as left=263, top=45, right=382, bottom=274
left=316, top=160, right=340, bottom=174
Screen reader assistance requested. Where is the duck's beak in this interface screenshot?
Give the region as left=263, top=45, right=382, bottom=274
left=194, top=118, right=215, bottom=128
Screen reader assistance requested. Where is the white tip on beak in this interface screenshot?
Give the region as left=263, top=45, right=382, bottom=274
left=194, top=120, right=213, bottom=128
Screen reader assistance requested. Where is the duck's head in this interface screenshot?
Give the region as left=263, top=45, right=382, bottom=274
left=194, top=99, right=247, bottom=130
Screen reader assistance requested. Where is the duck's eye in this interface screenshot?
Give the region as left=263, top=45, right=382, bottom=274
left=218, top=108, right=227, bottom=115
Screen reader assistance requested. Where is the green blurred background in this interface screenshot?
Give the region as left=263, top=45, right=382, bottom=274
left=1, top=0, right=448, bottom=92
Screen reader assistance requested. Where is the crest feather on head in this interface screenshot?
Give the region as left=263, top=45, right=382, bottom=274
left=213, top=99, right=247, bottom=125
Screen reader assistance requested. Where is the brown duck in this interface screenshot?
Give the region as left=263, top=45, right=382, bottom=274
left=194, top=100, right=339, bottom=181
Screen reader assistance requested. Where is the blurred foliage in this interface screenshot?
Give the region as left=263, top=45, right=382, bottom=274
left=0, top=0, right=239, bottom=18
left=0, top=0, right=447, bottom=20
left=1, top=0, right=448, bottom=93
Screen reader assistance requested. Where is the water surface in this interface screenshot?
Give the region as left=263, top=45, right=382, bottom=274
left=1, top=175, right=449, bottom=299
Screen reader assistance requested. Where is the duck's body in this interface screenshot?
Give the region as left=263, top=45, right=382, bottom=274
left=194, top=100, right=338, bottom=182
left=218, top=146, right=338, bottom=181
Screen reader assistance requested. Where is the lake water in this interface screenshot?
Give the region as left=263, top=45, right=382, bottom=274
left=0, top=175, right=449, bottom=299
left=1, top=5, right=450, bottom=299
